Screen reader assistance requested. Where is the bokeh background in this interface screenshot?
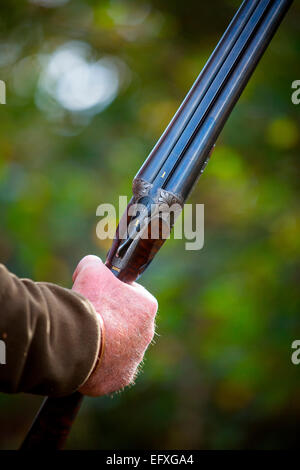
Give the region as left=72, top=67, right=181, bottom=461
left=0, top=0, right=299, bottom=450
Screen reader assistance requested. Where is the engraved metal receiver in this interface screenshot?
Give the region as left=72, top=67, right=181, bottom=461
left=105, top=177, right=185, bottom=283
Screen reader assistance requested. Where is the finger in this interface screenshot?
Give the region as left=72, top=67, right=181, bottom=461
left=72, top=255, right=103, bottom=282
left=72, top=259, right=111, bottom=303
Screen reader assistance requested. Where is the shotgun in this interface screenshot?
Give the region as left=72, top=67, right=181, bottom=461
left=20, top=0, right=293, bottom=450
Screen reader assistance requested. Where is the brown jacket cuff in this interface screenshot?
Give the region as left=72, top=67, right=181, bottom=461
left=0, top=263, right=101, bottom=397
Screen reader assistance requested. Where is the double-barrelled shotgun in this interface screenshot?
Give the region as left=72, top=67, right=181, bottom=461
left=20, top=0, right=293, bottom=450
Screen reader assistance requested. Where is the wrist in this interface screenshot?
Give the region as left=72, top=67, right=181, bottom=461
left=91, top=311, right=105, bottom=375
left=72, top=293, right=106, bottom=390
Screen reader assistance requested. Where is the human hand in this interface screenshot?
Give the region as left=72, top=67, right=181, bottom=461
left=72, top=255, right=158, bottom=397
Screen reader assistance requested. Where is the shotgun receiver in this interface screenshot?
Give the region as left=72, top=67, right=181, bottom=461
left=21, top=0, right=293, bottom=449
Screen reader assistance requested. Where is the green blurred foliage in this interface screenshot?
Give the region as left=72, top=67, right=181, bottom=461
left=0, top=0, right=299, bottom=450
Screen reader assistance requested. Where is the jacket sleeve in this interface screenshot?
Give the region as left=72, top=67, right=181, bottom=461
left=0, top=263, right=101, bottom=397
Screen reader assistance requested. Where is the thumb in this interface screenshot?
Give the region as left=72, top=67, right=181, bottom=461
left=72, top=255, right=103, bottom=282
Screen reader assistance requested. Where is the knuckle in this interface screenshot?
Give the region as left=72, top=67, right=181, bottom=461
left=150, top=298, right=158, bottom=317
left=144, top=324, right=155, bottom=345
left=120, top=373, right=135, bottom=389
left=136, top=351, right=145, bottom=364
left=143, top=300, right=158, bottom=321
left=133, top=286, right=158, bottom=317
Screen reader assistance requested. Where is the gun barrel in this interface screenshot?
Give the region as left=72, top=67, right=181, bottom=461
left=150, top=0, right=272, bottom=192
left=136, top=0, right=261, bottom=184
left=165, top=0, right=292, bottom=200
